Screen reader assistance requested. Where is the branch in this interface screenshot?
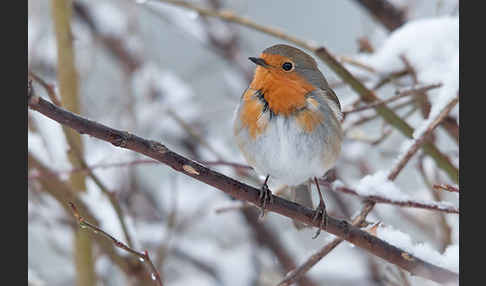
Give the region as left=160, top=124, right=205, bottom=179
left=28, top=153, right=153, bottom=284
left=69, top=203, right=163, bottom=286
left=330, top=184, right=458, bottom=214
left=242, top=208, right=318, bottom=286
left=29, top=72, right=134, bottom=248
left=73, top=1, right=142, bottom=73
left=433, top=184, right=459, bottom=193
left=353, top=0, right=407, bottom=31
left=28, top=86, right=458, bottom=285
left=51, top=0, right=87, bottom=192
left=277, top=202, right=375, bottom=286
left=387, top=96, right=459, bottom=181
left=343, top=83, right=442, bottom=115
left=150, top=0, right=458, bottom=184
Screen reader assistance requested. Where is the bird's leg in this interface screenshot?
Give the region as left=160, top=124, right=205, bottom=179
left=258, top=175, right=273, bottom=218
left=312, top=177, right=328, bottom=239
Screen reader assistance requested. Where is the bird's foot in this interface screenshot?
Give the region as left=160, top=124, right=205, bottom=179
left=312, top=201, right=328, bottom=239
left=258, top=182, right=273, bottom=218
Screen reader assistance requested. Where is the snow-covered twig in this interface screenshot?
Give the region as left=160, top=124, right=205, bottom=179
left=330, top=184, right=458, bottom=214
left=388, top=95, right=459, bottom=180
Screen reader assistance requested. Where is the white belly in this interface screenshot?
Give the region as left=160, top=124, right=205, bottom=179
left=235, top=116, right=340, bottom=186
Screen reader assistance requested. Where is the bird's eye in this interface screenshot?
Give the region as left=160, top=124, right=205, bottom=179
left=282, top=62, right=293, bottom=71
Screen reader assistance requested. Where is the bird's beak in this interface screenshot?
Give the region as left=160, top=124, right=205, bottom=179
left=249, top=57, right=270, bottom=68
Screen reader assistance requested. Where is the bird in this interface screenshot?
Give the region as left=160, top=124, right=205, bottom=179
left=233, top=44, right=343, bottom=238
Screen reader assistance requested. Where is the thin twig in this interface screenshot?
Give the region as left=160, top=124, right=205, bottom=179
left=344, top=99, right=414, bottom=128
left=388, top=96, right=459, bottom=180
left=30, top=71, right=134, bottom=248
left=329, top=184, right=458, bottom=214
left=338, top=55, right=377, bottom=73
left=433, top=184, right=459, bottom=193
left=343, top=83, right=442, bottom=115
left=68, top=203, right=163, bottom=286
left=372, top=69, right=410, bottom=90
left=242, top=208, right=318, bottom=286
left=27, top=159, right=254, bottom=181
left=277, top=202, right=376, bottom=286
left=29, top=71, right=61, bottom=106
left=167, top=108, right=223, bottom=160
left=28, top=152, right=153, bottom=283
left=28, top=85, right=459, bottom=285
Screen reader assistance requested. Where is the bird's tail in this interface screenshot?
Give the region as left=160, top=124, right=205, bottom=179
left=290, top=180, right=314, bottom=230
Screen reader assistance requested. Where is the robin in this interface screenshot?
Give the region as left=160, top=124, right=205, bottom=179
left=233, top=44, right=343, bottom=238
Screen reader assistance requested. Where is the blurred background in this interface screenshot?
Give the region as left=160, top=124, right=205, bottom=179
left=28, top=0, right=459, bottom=285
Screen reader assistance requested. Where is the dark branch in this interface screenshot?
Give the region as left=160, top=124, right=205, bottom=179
left=353, top=0, right=407, bottom=31
left=27, top=89, right=458, bottom=285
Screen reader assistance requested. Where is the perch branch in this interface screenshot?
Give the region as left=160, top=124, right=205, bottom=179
left=28, top=85, right=458, bottom=285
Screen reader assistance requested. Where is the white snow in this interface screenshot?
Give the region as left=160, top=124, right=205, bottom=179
left=356, top=171, right=407, bottom=200
left=357, top=17, right=459, bottom=138
left=90, top=2, right=129, bottom=37
left=376, top=224, right=459, bottom=273
left=353, top=171, right=456, bottom=211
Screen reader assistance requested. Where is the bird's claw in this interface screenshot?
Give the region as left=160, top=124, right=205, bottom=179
left=258, top=183, right=273, bottom=218
left=312, top=201, right=327, bottom=239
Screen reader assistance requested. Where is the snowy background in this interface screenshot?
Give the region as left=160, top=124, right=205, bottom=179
left=28, top=0, right=459, bottom=285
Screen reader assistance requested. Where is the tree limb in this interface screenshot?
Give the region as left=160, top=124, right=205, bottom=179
left=27, top=85, right=458, bottom=285
left=353, top=0, right=407, bottom=31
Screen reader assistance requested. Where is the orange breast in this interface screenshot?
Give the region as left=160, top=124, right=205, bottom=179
left=239, top=89, right=268, bottom=139
left=249, top=54, right=316, bottom=116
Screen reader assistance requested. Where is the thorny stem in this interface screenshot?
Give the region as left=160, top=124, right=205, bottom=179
left=69, top=203, right=163, bottom=286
